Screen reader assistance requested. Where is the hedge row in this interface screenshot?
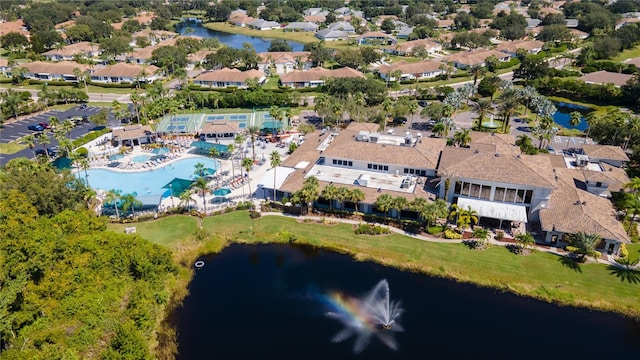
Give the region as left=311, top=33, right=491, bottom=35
left=72, top=128, right=110, bottom=148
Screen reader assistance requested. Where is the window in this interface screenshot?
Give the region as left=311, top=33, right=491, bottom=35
left=454, top=181, right=462, bottom=195
left=368, top=164, right=372, bottom=169
left=349, top=161, right=353, bottom=167
left=494, top=187, right=505, bottom=202
left=505, top=188, right=517, bottom=203
left=373, top=164, right=378, bottom=170
left=404, top=168, right=409, bottom=174
left=480, top=185, right=491, bottom=200
left=524, top=190, right=533, bottom=204
left=383, top=165, right=388, bottom=171
left=516, top=189, right=525, bottom=203
left=470, top=184, right=481, bottom=198
left=333, top=159, right=337, bottom=164
left=409, top=169, right=415, bottom=174
left=461, top=182, right=471, bottom=196
left=420, top=170, right=426, bottom=176
left=596, top=182, right=602, bottom=187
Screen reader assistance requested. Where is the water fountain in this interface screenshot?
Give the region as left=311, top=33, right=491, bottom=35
left=320, top=279, right=404, bottom=354
left=482, top=114, right=500, bottom=129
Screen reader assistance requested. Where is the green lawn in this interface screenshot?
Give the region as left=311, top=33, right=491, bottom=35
left=0, top=142, right=27, bottom=154
left=12, top=84, right=137, bottom=94
left=628, top=243, right=640, bottom=263
left=263, top=76, right=280, bottom=90
left=108, top=212, right=640, bottom=319
left=612, top=45, right=640, bottom=62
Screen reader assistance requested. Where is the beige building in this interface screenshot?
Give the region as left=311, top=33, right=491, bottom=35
left=91, top=63, right=161, bottom=84
left=112, top=125, right=155, bottom=146
left=193, top=68, right=266, bottom=88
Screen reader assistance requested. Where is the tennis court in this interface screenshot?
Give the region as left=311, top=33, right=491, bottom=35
left=157, top=111, right=285, bottom=134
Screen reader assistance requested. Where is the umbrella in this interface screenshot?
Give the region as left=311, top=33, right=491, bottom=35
left=109, top=153, right=125, bottom=161
left=152, top=147, right=170, bottom=155
left=213, top=187, right=231, bottom=196
left=202, top=168, right=217, bottom=176
left=162, top=178, right=194, bottom=196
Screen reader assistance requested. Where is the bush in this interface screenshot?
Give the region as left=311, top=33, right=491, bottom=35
left=354, top=224, right=391, bottom=235
left=620, top=243, right=629, bottom=258
left=72, top=128, right=110, bottom=148
left=74, top=147, right=88, bottom=157
left=444, top=229, right=462, bottom=239
left=249, top=210, right=261, bottom=219
left=194, top=227, right=210, bottom=241
left=427, top=225, right=445, bottom=235
left=87, top=81, right=136, bottom=89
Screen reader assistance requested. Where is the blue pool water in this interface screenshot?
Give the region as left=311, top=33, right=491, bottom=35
left=85, top=157, right=220, bottom=197
left=132, top=155, right=151, bottom=163
left=552, top=102, right=591, bottom=131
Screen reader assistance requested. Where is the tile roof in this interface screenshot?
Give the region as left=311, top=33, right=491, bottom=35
left=539, top=170, right=629, bottom=242
left=55, top=20, right=76, bottom=29
left=201, top=121, right=241, bottom=134
left=377, top=60, right=443, bottom=75
left=23, top=61, right=90, bottom=75
left=624, top=57, right=640, bottom=67
left=494, top=40, right=544, bottom=53
left=187, top=50, right=215, bottom=63
left=279, top=67, right=364, bottom=83
left=43, top=42, right=99, bottom=57
left=581, top=144, right=630, bottom=161
left=357, top=31, right=397, bottom=41
left=387, top=39, right=441, bottom=53
left=92, top=63, right=159, bottom=78
left=132, top=29, right=178, bottom=39
left=0, top=20, right=30, bottom=37
left=258, top=51, right=311, bottom=64
left=445, top=49, right=510, bottom=66
left=437, top=147, right=556, bottom=188
left=304, top=15, right=326, bottom=23
left=578, top=71, right=633, bottom=87
left=112, top=125, right=154, bottom=141
left=194, top=68, right=265, bottom=83
left=0, top=58, right=9, bottom=67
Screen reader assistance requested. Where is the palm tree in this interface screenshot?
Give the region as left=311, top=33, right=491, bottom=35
left=407, top=100, right=419, bottom=126
left=192, top=176, right=209, bottom=213
left=381, top=98, right=393, bottom=131
left=453, top=129, right=472, bottom=147
left=347, top=188, right=366, bottom=224
left=179, top=189, right=194, bottom=211
left=473, top=98, right=493, bottom=130
left=295, top=176, right=320, bottom=214
left=518, top=86, right=538, bottom=115
left=569, top=111, right=582, bottom=128
left=449, top=204, right=478, bottom=230
left=194, top=162, right=205, bottom=177
left=247, top=126, right=260, bottom=161
left=375, top=193, right=394, bottom=218
left=410, top=197, right=429, bottom=220
left=468, top=65, right=486, bottom=95
left=473, top=227, right=490, bottom=246
left=208, top=147, right=220, bottom=159
left=392, top=196, right=409, bottom=220
left=498, top=89, right=520, bottom=133
left=423, top=199, right=449, bottom=227
left=515, top=232, right=535, bottom=253
left=21, top=134, right=36, bottom=159
left=566, top=231, right=602, bottom=262
left=624, top=177, right=640, bottom=194
left=269, top=150, right=281, bottom=201
left=623, top=194, right=640, bottom=234
left=105, top=189, right=123, bottom=220
left=242, top=157, right=254, bottom=198
left=321, top=184, right=340, bottom=210
left=112, top=100, right=123, bottom=123
left=120, top=193, right=142, bottom=218
left=77, top=156, right=90, bottom=187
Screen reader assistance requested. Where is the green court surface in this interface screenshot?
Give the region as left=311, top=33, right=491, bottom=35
left=156, top=111, right=284, bottom=134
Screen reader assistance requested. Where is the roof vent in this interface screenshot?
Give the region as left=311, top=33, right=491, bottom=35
left=474, top=149, right=479, bottom=154
left=495, top=153, right=500, bottom=157
left=491, top=132, right=496, bottom=136
left=516, top=154, right=521, bottom=158
left=582, top=201, right=587, bottom=205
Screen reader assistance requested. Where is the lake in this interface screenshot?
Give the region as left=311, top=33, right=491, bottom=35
left=176, top=18, right=305, bottom=52
left=553, top=102, right=591, bottom=131
left=170, top=244, right=640, bottom=360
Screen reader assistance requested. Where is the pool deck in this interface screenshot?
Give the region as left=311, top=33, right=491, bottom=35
left=84, top=136, right=292, bottom=214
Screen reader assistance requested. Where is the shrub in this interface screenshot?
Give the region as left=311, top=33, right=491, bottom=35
left=427, top=225, right=445, bottom=235
left=249, top=210, right=261, bottom=219
left=72, top=128, right=110, bottom=148
left=620, top=243, right=629, bottom=258
left=355, top=224, right=391, bottom=235
left=444, top=229, right=462, bottom=239
left=194, top=227, right=210, bottom=242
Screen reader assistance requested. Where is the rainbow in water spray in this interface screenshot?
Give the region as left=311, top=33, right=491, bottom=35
left=319, top=279, right=404, bottom=354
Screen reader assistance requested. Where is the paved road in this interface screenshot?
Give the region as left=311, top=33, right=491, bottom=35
left=0, top=105, right=118, bottom=165
left=5, top=88, right=131, bottom=103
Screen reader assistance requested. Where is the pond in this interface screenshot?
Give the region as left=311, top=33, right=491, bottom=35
left=552, top=102, right=592, bottom=131
left=176, top=18, right=305, bottom=52
left=170, top=244, right=640, bottom=360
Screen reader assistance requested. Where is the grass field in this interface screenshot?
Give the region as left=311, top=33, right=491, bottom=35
left=204, top=22, right=320, bottom=45
left=12, top=84, right=137, bottom=95
left=0, top=142, right=27, bottom=154
left=108, top=212, right=640, bottom=319
left=612, top=45, right=640, bottom=62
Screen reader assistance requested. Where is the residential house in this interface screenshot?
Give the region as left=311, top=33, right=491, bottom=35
left=328, top=21, right=355, bottom=33
left=91, top=63, right=161, bottom=84
left=384, top=39, right=442, bottom=56
left=228, top=11, right=255, bottom=27
left=495, top=40, right=544, bottom=57
left=257, top=51, right=312, bottom=74
left=279, top=67, right=365, bottom=88
left=578, top=71, right=633, bottom=88
left=187, top=50, right=215, bottom=65
left=377, top=60, right=444, bottom=81
left=527, top=18, right=542, bottom=28
left=193, top=68, right=266, bottom=88
left=445, top=49, right=510, bottom=69
left=615, top=17, right=640, bottom=30
left=0, top=19, right=30, bottom=38
left=304, top=15, right=327, bottom=24
left=334, top=7, right=351, bottom=17
left=580, top=144, right=630, bottom=168
left=396, top=26, right=414, bottom=39
left=624, top=57, right=640, bottom=68
left=0, top=58, right=11, bottom=75
left=43, top=42, right=100, bottom=61
left=303, top=8, right=325, bottom=16
left=436, top=19, right=454, bottom=29
left=565, top=19, right=579, bottom=28
left=375, top=15, right=398, bottom=27
left=112, top=125, right=155, bottom=146
left=248, top=19, right=280, bottom=30
left=569, top=28, right=589, bottom=40
left=21, top=61, right=90, bottom=82
left=357, top=31, right=397, bottom=45
left=283, top=22, right=318, bottom=32
left=315, top=29, right=348, bottom=41
left=131, top=29, right=177, bottom=45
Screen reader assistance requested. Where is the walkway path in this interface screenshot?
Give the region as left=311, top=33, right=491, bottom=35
left=258, top=211, right=623, bottom=267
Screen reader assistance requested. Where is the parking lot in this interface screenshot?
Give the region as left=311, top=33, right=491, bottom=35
left=0, top=105, right=117, bottom=165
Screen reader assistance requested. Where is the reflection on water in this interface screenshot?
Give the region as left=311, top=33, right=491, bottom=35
left=170, top=244, right=640, bottom=360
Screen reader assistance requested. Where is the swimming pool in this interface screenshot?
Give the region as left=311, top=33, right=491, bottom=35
left=85, top=157, right=221, bottom=198
left=132, top=155, right=151, bottom=163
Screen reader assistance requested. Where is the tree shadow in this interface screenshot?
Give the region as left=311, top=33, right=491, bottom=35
left=558, top=255, right=582, bottom=273
left=608, top=259, right=640, bottom=283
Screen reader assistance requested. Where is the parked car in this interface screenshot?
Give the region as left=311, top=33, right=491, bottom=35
left=28, top=124, right=44, bottom=131
left=80, top=104, right=87, bottom=110
left=38, top=122, right=50, bottom=129
left=35, top=148, right=56, bottom=157
left=418, top=101, right=428, bottom=107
